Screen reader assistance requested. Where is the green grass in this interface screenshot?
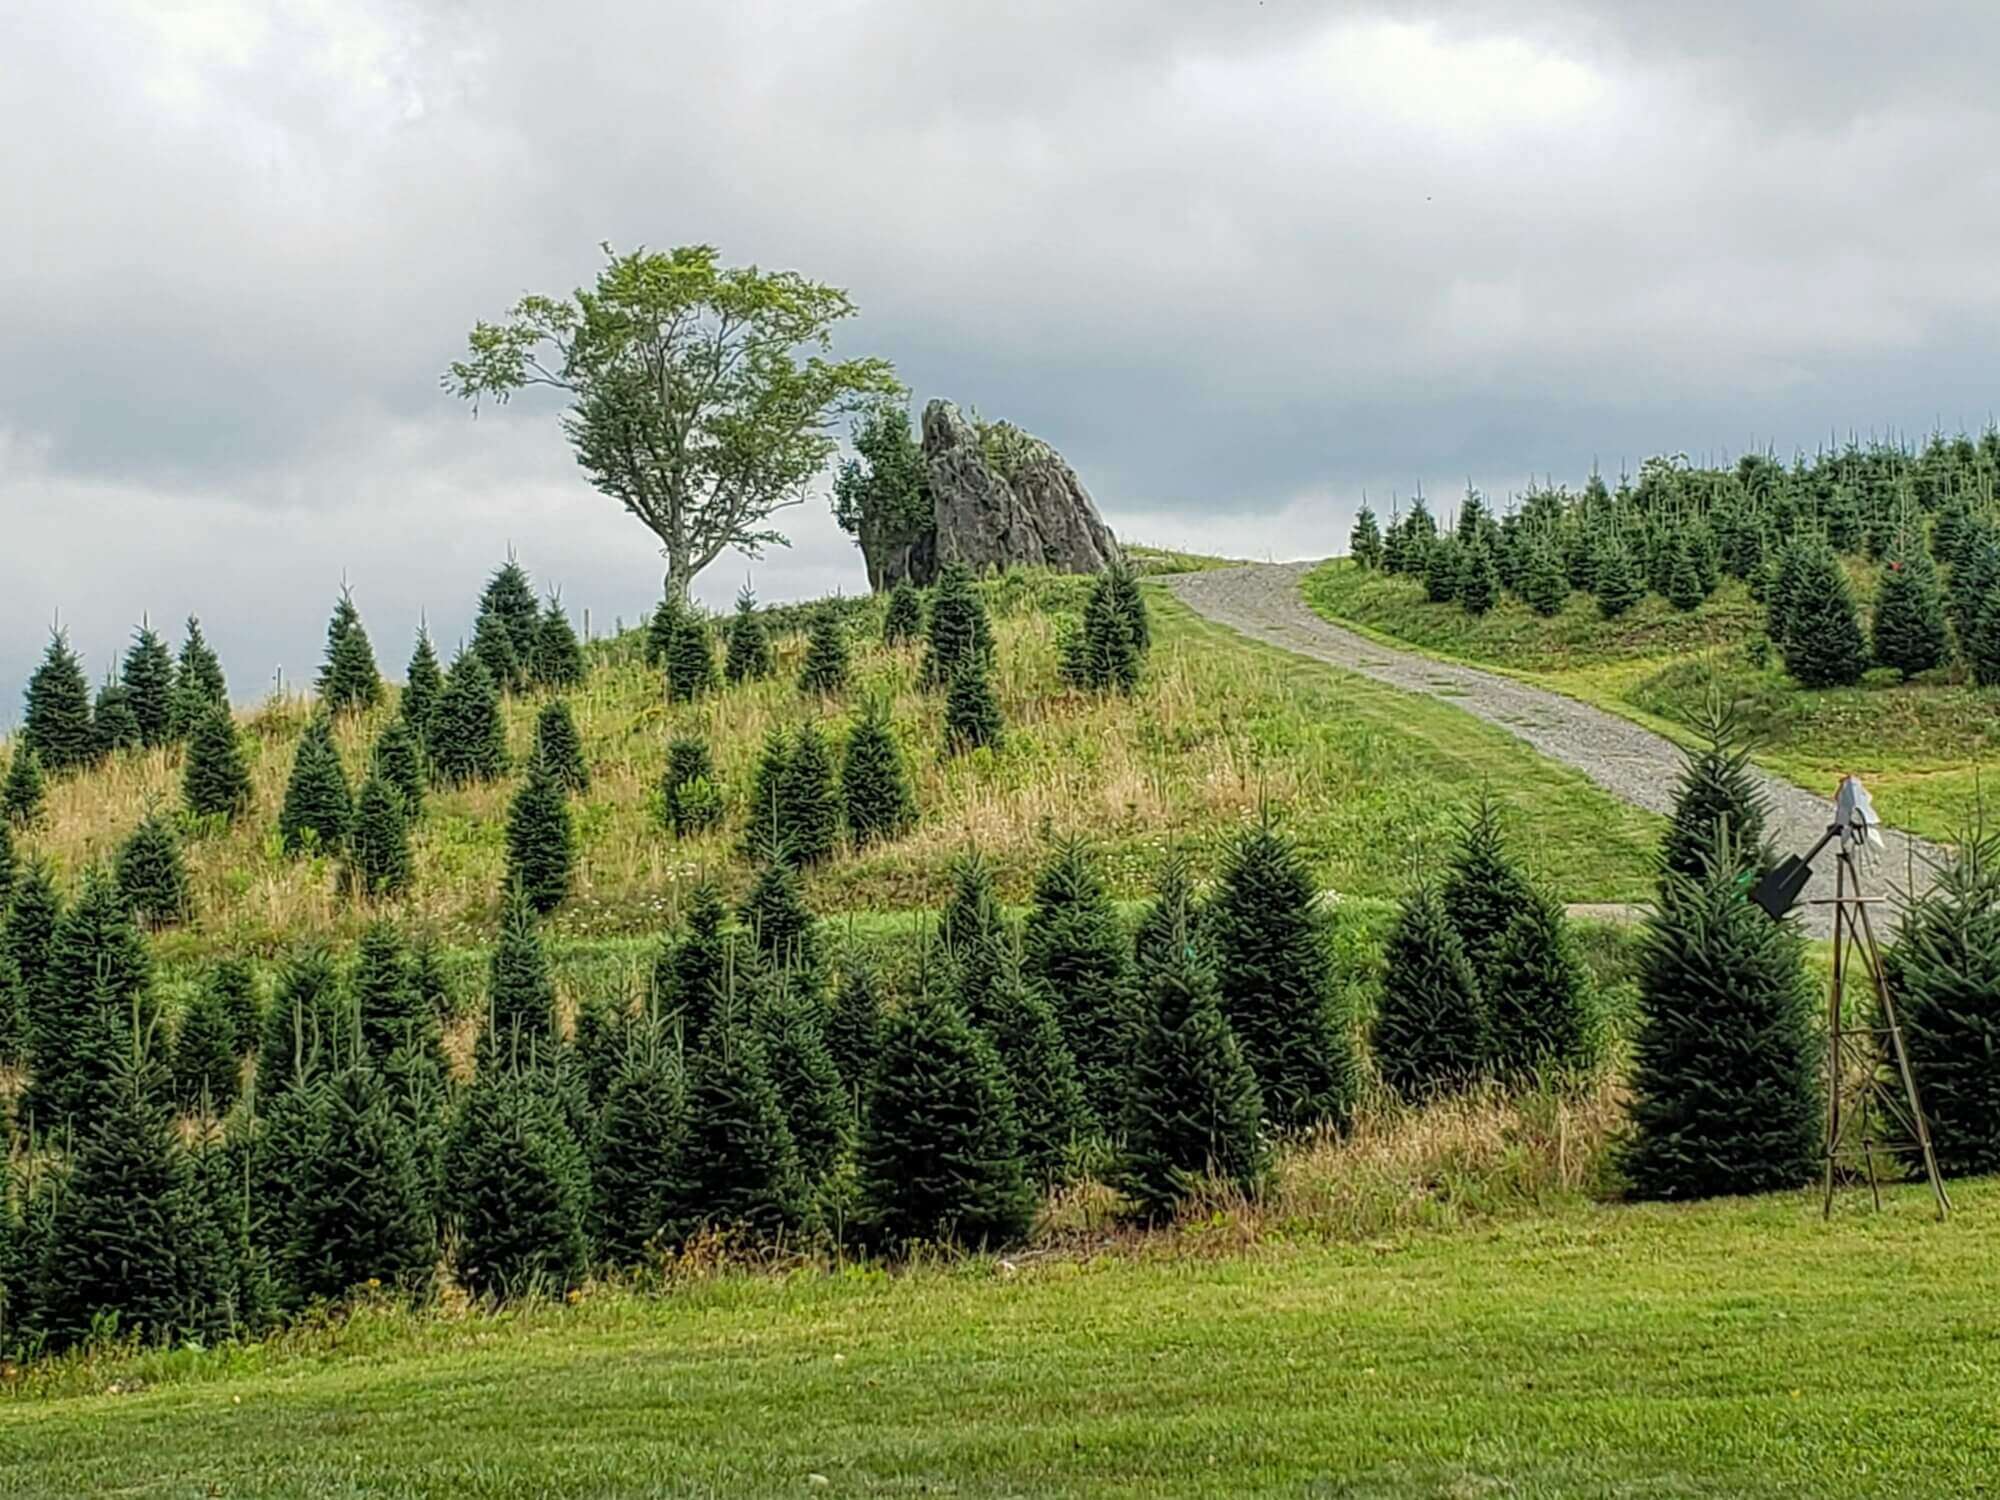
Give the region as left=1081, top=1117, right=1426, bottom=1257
left=1304, top=560, right=2000, bottom=843
left=3, top=1180, right=1992, bottom=1497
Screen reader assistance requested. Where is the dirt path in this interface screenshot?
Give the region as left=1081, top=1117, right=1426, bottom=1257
left=1164, top=561, right=1943, bottom=934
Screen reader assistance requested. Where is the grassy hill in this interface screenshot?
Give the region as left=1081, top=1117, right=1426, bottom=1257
left=1304, top=559, right=2000, bottom=843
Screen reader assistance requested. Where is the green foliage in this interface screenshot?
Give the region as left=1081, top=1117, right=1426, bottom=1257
left=1872, top=547, right=1949, bottom=680
left=757, top=979, right=851, bottom=1185
left=1659, top=699, right=1771, bottom=888
left=833, top=400, right=932, bottom=590
left=1666, top=536, right=1706, bottom=612
left=352, top=921, right=439, bottom=1071
left=840, top=698, right=916, bottom=847
left=644, top=594, right=681, bottom=670
left=1521, top=541, right=1569, bottom=618
left=444, top=1065, right=591, bottom=1299
left=169, top=616, right=228, bottom=740
left=209, top=957, right=263, bottom=1055
left=653, top=882, right=730, bottom=1036
left=1458, top=543, right=1499, bottom=616
left=739, top=727, right=790, bottom=855
left=1132, top=847, right=1202, bottom=977
left=532, top=699, right=589, bottom=794
left=278, top=713, right=353, bottom=856
left=0, top=951, right=21, bottom=1068
left=115, top=811, right=192, bottom=930
left=943, top=662, right=1004, bottom=754
left=1776, top=539, right=1868, bottom=688
left=922, top=562, right=994, bottom=689
left=290, top=1063, right=436, bottom=1303
left=799, top=607, right=852, bottom=697
left=470, top=605, right=522, bottom=699
left=660, top=736, right=725, bottom=839
left=182, top=703, right=251, bottom=823
left=92, top=679, right=142, bottom=756
left=172, top=980, right=241, bottom=1114
left=23, top=630, right=99, bottom=774
left=317, top=587, right=384, bottom=713
left=882, top=579, right=923, bottom=646
left=1489, top=891, right=1600, bottom=1082
left=824, top=959, right=882, bottom=1099
left=724, top=586, right=775, bottom=684
left=1963, top=578, right=2000, bottom=690
left=25, top=869, right=156, bottom=1129
left=1207, top=818, right=1360, bottom=1131
left=369, top=717, right=426, bottom=818
left=428, top=653, right=509, bottom=787
left=1061, top=567, right=1141, bottom=693
left=592, top=1037, right=685, bottom=1264
left=477, top=558, right=542, bottom=694
left=665, top=611, right=719, bottom=704
left=662, top=997, right=805, bottom=1243
left=1592, top=542, right=1644, bottom=619
left=3, top=746, right=46, bottom=828
left=1375, top=884, right=1488, bottom=1099
left=1106, top=555, right=1150, bottom=657
left=401, top=627, right=444, bottom=743
left=248, top=1076, right=330, bottom=1309
left=3, top=859, right=61, bottom=1002
left=1438, top=793, right=1535, bottom=990
left=858, top=990, right=1033, bottom=1251
left=775, top=721, right=841, bottom=867
left=1623, top=838, right=1822, bottom=1201
left=531, top=597, right=587, bottom=691
left=1423, top=536, right=1463, bottom=605
left=1349, top=504, right=1383, bottom=569
left=738, top=854, right=819, bottom=975
left=486, top=885, right=559, bottom=1054
left=122, top=623, right=176, bottom=748
left=256, top=948, right=342, bottom=1096
left=967, top=929, right=1093, bottom=1185
left=1022, top=837, right=1136, bottom=1123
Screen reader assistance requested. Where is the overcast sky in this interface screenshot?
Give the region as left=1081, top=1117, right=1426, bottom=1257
left=6, top=1, right=1999, bottom=717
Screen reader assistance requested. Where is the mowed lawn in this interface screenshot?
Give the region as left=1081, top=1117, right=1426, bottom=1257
left=3, top=1182, right=1994, bottom=1498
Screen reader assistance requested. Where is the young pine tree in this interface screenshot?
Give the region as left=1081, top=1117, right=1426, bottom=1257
left=660, top=736, right=725, bottom=839
left=93, top=678, right=142, bottom=756
left=352, top=920, right=439, bottom=1070
left=1022, top=837, right=1137, bottom=1123
left=1061, top=569, right=1141, bottom=693
left=278, top=713, right=353, bottom=855
left=1207, top=817, right=1360, bottom=1132
left=180, top=705, right=250, bottom=826
left=533, top=699, right=589, bottom=794
left=1779, top=540, right=1869, bottom=687
left=401, top=627, right=444, bottom=744
left=22, top=631, right=98, bottom=774
left=644, top=592, right=682, bottom=670
left=480, top=556, right=544, bottom=682
left=1106, top=554, right=1150, bottom=657
left=1438, top=793, right=1537, bottom=989
left=1458, top=542, right=1500, bottom=616
left=428, top=653, right=509, bottom=787
left=172, top=980, right=242, bottom=1114
left=1666, top=535, right=1706, bottom=612
left=966, top=928, right=1094, bottom=1185
left=943, top=661, right=1004, bottom=754
left=798, top=607, right=851, bottom=697
left=531, top=596, right=587, bottom=691
left=369, top=716, right=426, bottom=818
left=756, top=979, right=852, bottom=1187
left=857, top=990, right=1034, bottom=1251
left=660, top=996, right=804, bottom=1245
left=317, top=587, right=383, bottom=713
left=1522, top=541, right=1569, bottom=617
left=738, top=852, right=820, bottom=976
left=738, top=727, right=791, bottom=856
left=444, top=1064, right=591, bottom=1299
left=841, top=699, right=917, bottom=847
left=1487, top=890, right=1600, bottom=1083
left=1349, top=505, right=1383, bottom=569
left=1592, top=541, right=1644, bottom=619
left=169, top=616, right=228, bottom=740
left=592, top=1037, right=686, bottom=1264
left=1622, top=836, right=1821, bottom=1200
left=122, top=622, right=177, bottom=749
left=882, top=579, right=923, bottom=647
left=1659, top=698, right=1772, bottom=888
left=3, top=859, right=62, bottom=1004
left=776, top=721, right=841, bottom=867
left=114, top=811, right=192, bottom=929
left=653, top=882, right=729, bottom=1036
left=209, top=956, right=263, bottom=1056
left=824, top=959, right=883, bottom=1100
left=1423, top=536, right=1463, bottom=605
left=290, top=1062, right=436, bottom=1303
left=485, top=885, right=559, bottom=1054
left=25, top=869, right=156, bottom=1129
left=724, top=585, right=775, bottom=684
left=665, top=612, right=719, bottom=704
left=1872, top=547, right=1950, bottom=680
left=256, top=947, right=342, bottom=1097
left=3, top=747, right=46, bottom=829
left=922, top=562, right=994, bottom=689
left=1375, top=884, right=1489, bottom=1099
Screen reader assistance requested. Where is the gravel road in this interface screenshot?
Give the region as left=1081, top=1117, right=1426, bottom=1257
left=1163, top=560, right=1944, bottom=934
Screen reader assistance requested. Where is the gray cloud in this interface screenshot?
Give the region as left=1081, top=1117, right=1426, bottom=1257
left=6, top=1, right=1999, bottom=713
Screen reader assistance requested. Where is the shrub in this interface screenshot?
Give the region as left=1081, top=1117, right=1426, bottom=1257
left=533, top=699, right=589, bottom=794
left=798, top=607, right=851, bottom=697
left=1375, top=884, right=1488, bottom=1099
left=841, top=699, right=916, bottom=847
left=278, top=713, right=353, bottom=855
left=428, top=654, right=509, bottom=787
left=317, top=587, right=383, bottom=713
left=724, top=585, right=775, bottom=684
left=115, top=811, right=192, bottom=930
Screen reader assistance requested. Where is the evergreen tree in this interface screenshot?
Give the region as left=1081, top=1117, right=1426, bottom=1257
left=1659, top=699, right=1772, bottom=887
left=1886, top=833, right=2000, bottom=1178
left=182, top=703, right=251, bottom=823
left=470, top=605, right=522, bottom=699
left=247, top=1074, right=329, bottom=1308
left=738, top=853, right=819, bottom=975
left=486, top=885, right=559, bottom=1054
left=502, top=757, right=573, bottom=918
left=0, top=952, right=22, bottom=1070
left=653, top=882, right=729, bottom=1035
left=841, top=698, right=917, bottom=847
left=660, top=998, right=804, bottom=1243
left=1489, top=889, right=1600, bottom=1082
left=1593, top=541, right=1644, bottom=619
left=1964, top=582, right=2000, bottom=689
left=1872, top=548, right=1950, bottom=679
left=1132, top=846, right=1202, bottom=977
left=1207, top=817, right=1360, bottom=1132
left=278, top=713, right=352, bottom=855
left=660, top=736, right=725, bottom=839
left=922, top=562, right=994, bottom=689
left=480, top=556, right=544, bottom=684
left=724, top=585, right=775, bottom=683
left=858, top=990, right=1033, bottom=1250
left=3, top=859, right=61, bottom=1003
left=2, top=747, right=45, bottom=829
left=1458, top=542, right=1500, bottom=616
left=92, top=678, right=142, bottom=756
left=824, top=959, right=883, bottom=1099
left=352, top=920, right=439, bottom=1069
left=531, top=596, right=587, bottom=691
left=429, top=652, right=510, bottom=787
left=444, top=1065, right=591, bottom=1298
left=1022, top=837, right=1137, bottom=1122
left=210, top=957, right=263, bottom=1055
left=168, top=616, right=228, bottom=740
left=369, top=716, right=426, bottom=817
left=1117, top=894, right=1266, bottom=1221
left=943, top=661, right=1004, bottom=753
left=571, top=989, right=632, bottom=1109
left=25, top=869, right=155, bottom=1129
left=115, top=811, right=192, bottom=929
left=401, top=627, right=444, bottom=744
left=1375, top=884, right=1488, bottom=1098
left=798, top=607, right=851, bottom=697
left=122, top=622, right=176, bottom=749
left=881, top=579, right=923, bottom=646
left=1349, top=504, right=1383, bottom=569
left=0, top=816, right=12, bottom=938
left=1665, top=535, right=1706, bottom=612
left=290, top=1062, right=436, bottom=1302
left=665, top=611, right=718, bottom=704
left=592, top=1037, right=685, bottom=1264
left=776, top=721, right=841, bottom=867
left=1439, top=793, right=1537, bottom=987
left=940, top=850, right=1009, bottom=1021
left=756, top=979, right=851, bottom=1185
left=256, top=947, right=341, bottom=1096
left=1522, top=541, right=1569, bottom=617
left=1062, top=569, right=1141, bottom=693
left=740, top=726, right=790, bottom=856
left=1778, top=540, right=1868, bottom=687
left=644, top=592, right=682, bottom=670
left=1623, top=839, right=1821, bottom=1200
left=533, top=699, right=589, bottom=794
left=173, top=979, right=242, bottom=1114
left=1106, top=554, right=1150, bottom=657
left=965, top=928, right=1093, bottom=1184
left=22, top=630, right=98, bottom=774
left=1423, top=536, right=1463, bottom=604
left=317, top=587, right=383, bottom=713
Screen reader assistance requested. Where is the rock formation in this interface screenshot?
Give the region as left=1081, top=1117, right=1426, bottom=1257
left=878, top=401, right=1120, bottom=588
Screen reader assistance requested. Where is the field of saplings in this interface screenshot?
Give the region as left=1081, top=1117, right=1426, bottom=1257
left=0, top=539, right=1994, bottom=1373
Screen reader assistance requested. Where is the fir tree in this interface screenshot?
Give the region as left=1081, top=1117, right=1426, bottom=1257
left=182, top=703, right=251, bottom=824
left=168, top=616, right=228, bottom=740
left=592, top=1038, right=685, bottom=1264
left=1117, top=894, right=1266, bottom=1221
left=115, top=811, right=192, bottom=930
left=1872, top=548, right=1950, bottom=680
left=660, top=997, right=804, bottom=1243
left=531, top=596, right=587, bottom=691
left=824, top=959, right=883, bottom=1100
left=665, top=611, right=719, bottom=704
left=922, top=562, right=994, bottom=689
left=352, top=920, right=439, bottom=1069
left=940, top=850, right=1009, bottom=1021
left=369, top=716, right=426, bottom=817
left=1622, top=838, right=1821, bottom=1200
left=0, top=953, right=22, bottom=1070
left=278, top=713, right=352, bottom=855
left=2, top=747, right=45, bottom=829
left=738, top=853, right=819, bottom=975
left=1458, top=542, right=1500, bottom=616
left=429, top=652, right=509, bottom=787
left=571, top=989, right=631, bottom=1109
left=776, top=721, right=841, bottom=867
left=173, top=980, right=242, bottom=1114
left=1439, top=793, right=1537, bottom=988
left=401, top=627, right=444, bottom=744
left=1666, top=535, right=1706, bottom=612
left=653, top=882, right=729, bottom=1035
left=2, top=859, right=61, bottom=1002
left=1778, top=540, right=1868, bottom=687
left=317, top=587, right=383, bottom=713
left=943, top=661, right=1004, bottom=754
left=1423, top=536, right=1463, bottom=604
left=1522, top=541, right=1569, bottom=617
left=533, top=699, right=589, bottom=794
left=882, top=579, right=923, bottom=646
left=1106, top=554, right=1150, bottom=657
left=1349, top=505, right=1383, bottom=569
left=256, top=948, right=341, bottom=1096
left=1592, top=541, right=1644, bottom=619
left=486, top=885, right=559, bottom=1054
left=504, top=754, right=573, bottom=915
left=740, top=727, right=790, bottom=854
left=756, top=979, right=851, bottom=1185
left=122, top=622, right=176, bottom=749
left=858, top=990, right=1033, bottom=1251
left=644, top=592, right=681, bottom=670
left=290, top=1062, right=435, bottom=1302
left=965, top=929, right=1093, bottom=1184
left=209, top=957, right=263, bottom=1056
left=841, top=698, right=917, bottom=847
left=798, top=607, right=851, bottom=697
left=1207, top=816, right=1360, bottom=1132
left=1062, top=569, right=1141, bottom=693
left=1489, top=889, right=1600, bottom=1082
left=660, top=736, right=725, bottom=839
left=25, top=869, right=155, bottom=1129
left=410, top=931, right=455, bottom=1027
left=1132, top=846, right=1202, bottom=977
left=444, top=1065, right=591, bottom=1298
left=470, top=605, right=521, bottom=697
left=1659, top=698, right=1771, bottom=887
left=1022, top=837, right=1137, bottom=1122
left=92, top=678, right=142, bottom=756
left=724, top=585, right=775, bottom=684
left=481, top=556, right=544, bottom=683
left=248, top=1074, right=329, bottom=1307
left=0, top=814, right=11, bottom=912
left=1375, top=884, right=1488, bottom=1098
left=22, top=631, right=98, bottom=774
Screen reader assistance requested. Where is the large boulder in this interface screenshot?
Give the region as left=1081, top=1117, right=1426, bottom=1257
left=881, top=402, right=1119, bottom=587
